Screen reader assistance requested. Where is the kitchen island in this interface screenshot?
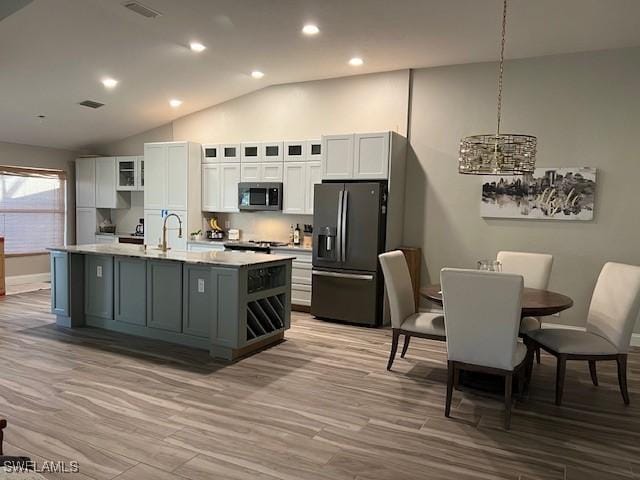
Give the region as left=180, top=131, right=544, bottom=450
left=49, top=244, right=295, bottom=360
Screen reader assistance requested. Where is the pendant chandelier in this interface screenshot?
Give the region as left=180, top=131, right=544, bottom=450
left=458, top=0, right=537, bottom=175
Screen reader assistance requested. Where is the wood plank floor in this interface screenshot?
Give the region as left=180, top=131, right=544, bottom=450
left=1, top=290, right=639, bottom=480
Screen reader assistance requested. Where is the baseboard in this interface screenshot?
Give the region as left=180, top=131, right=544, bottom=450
left=5, top=272, right=51, bottom=286
left=543, top=321, right=640, bottom=347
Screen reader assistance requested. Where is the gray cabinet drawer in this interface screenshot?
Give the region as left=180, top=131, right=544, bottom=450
left=147, top=260, right=183, bottom=332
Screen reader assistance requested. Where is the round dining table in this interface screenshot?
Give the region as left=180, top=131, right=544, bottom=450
left=420, top=284, right=573, bottom=317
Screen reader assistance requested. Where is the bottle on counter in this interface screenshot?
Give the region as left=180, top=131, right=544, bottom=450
left=289, top=224, right=295, bottom=245
left=293, top=224, right=301, bottom=246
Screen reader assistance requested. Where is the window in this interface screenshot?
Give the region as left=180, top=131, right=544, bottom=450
left=0, top=166, right=66, bottom=254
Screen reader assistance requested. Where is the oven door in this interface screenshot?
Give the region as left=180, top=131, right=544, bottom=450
left=238, top=183, right=282, bottom=211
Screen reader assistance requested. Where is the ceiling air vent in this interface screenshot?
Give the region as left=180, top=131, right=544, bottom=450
left=122, top=1, right=162, bottom=18
left=78, top=100, right=105, bottom=109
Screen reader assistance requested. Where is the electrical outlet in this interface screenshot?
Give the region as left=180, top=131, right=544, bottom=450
left=96, top=265, right=103, bottom=278
left=197, top=278, right=205, bottom=293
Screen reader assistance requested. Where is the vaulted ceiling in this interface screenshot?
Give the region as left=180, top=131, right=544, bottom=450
left=2, top=0, right=640, bottom=150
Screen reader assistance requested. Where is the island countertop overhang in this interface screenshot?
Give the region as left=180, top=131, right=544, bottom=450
left=48, top=244, right=296, bottom=268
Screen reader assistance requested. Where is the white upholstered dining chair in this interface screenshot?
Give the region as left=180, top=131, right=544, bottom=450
left=497, top=251, right=553, bottom=363
left=441, top=268, right=532, bottom=429
left=526, top=262, right=640, bottom=406
left=379, top=251, right=445, bottom=370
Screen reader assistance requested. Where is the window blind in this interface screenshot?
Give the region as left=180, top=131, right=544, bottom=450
left=0, top=165, right=67, bottom=254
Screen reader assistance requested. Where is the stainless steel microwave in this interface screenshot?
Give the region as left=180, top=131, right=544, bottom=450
left=238, top=182, right=283, bottom=211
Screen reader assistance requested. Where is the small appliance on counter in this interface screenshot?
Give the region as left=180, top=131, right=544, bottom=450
left=98, top=220, right=116, bottom=234
left=134, top=218, right=144, bottom=236
left=228, top=228, right=240, bottom=241
left=206, top=217, right=225, bottom=240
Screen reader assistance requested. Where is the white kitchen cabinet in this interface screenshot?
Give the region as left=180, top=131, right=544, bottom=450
left=220, top=164, right=241, bottom=211
left=306, top=139, right=322, bottom=161
left=96, top=157, right=130, bottom=209
left=283, top=163, right=306, bottom=214
left=202, top=144, right=220, bottom=163
left=143, top=209, right=187, bottom=251
left=261, top=163, right=283, bottom=181
left=143, top=141, right=201, bottom=251
left=321, top=134, right=354, bottom=180
left=261, top=141, right=283, bottom=162
left=143, top=143, right=166, bottom=210
left=305, top=161, right=322, bottom=214
left=221, top=144, right=241, bottom=163
left=116, top=156, right=137, bottom=191
left=202, top=163, right=239, bottom=213
left=202, top=164, right=220, bottom=212
left=187, top=242, right=225, bottom=252
left=284, top=141, right=306, bottom=162
left=241, top=162, right=283, bottom=182
left=136, top=156, right=144, bottom=191
left=240, top=163, right=261, bottom=182
left=241, top=142, right=261, bottom=162
left=321, top=132, right=390, bottom=180
left=76, top=207, right=96, bottom=245
left=353, top=132, right=390, bottom=179
left=271, top=248, right=312, bottom=307
left=166, top=143, right=188, bottom=211
left=76, top=158, right=96, bottom=208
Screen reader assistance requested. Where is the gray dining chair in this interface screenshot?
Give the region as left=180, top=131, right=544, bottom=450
left=526, top=262, right=640, bottom=405
left=379, top=251, right=445, bottom=370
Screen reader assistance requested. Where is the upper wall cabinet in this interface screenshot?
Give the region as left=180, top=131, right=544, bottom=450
left=283, top=161, right=321, bottom=215
left=95, top=157, right=130, bottom=209
left=203, top=163, right=240, bottom=213
left=116, top=156, right=144, bottom=191
left=76, top=158, right=96, bottom=208
left=306, top=139, right=322, bottom=161
left=221, top=144, right=241, bottom=163
left=261, top=142, right=283, bottom=162
left=284, top=141, right=306, bottom=162
left=321, top=132, right=390, bottom=180
left=202, top=144, right=220, bottom=163
left=241, top=142, right=261, bottom=162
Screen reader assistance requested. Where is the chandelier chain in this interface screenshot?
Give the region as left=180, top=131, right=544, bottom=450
left=496, top=0, right=507, bottom=136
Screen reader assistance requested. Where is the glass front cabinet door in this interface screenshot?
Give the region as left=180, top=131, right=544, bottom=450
left=117, top=156, right=137, bottom=191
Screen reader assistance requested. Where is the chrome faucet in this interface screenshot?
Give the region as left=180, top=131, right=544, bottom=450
left=159, top=213, right=183, bottom=252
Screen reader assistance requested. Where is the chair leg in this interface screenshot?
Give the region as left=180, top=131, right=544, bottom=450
left=387, top=329, right=400, bottom=371
left=504, top=373, right=513, bottom=430
left=616, top=354, right=630, bottom=405
left=536, top=347, right=541, bottom=364
left=400, top=335, right=411, bottom=358
left=445, top=361, right=455, bottom=418
left=555, top=355, right=567, bottom=406
left=588, top=360, right=598, bottom=386
left=0, top=417, right=6, bottom=456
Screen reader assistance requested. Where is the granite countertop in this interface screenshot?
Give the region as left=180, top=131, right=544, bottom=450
left=48, top=244, right=296, bottom=267
left=187, top=239, right=312, bottom=252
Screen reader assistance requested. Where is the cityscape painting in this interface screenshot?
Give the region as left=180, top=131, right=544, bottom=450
left=481, top=167, right=597, bottom=220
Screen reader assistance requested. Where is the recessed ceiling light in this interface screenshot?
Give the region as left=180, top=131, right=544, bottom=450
left=302, top=24, right=319, bottom=35
left=169, top=99, right=182, bottom=108
left=348, top=57, right=364, bottom=66
left=189, top=42, right=206, bottom=52
left=251, top=70, right=265, bottom=79
left=102, top=77, right=119, bottom=89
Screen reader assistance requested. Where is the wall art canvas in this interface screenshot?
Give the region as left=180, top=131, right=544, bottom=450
left=481, top=167, right=596, bottom=220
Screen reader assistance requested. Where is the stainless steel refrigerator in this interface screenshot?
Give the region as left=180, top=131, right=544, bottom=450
left=311, top=181, right=387, bottom=326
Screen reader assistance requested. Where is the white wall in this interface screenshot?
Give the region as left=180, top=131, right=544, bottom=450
left=405, top=47, right=640, bottom=329
left=0, top=141, right=76, bottom=277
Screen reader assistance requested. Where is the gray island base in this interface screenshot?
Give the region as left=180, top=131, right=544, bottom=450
left=49, top=244, right=295, bottom=361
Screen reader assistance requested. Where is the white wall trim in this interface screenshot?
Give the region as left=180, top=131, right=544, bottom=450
left=542, top=321, right=640, bottom=347
left=6, top=272, right=50, bottom=286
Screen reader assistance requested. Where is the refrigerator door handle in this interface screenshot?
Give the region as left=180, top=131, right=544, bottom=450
left=336, top=189, right=344, bottom=262
left=312, top=270, right=374, bottom=281
left=341, top=190, right=348, bottom=262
